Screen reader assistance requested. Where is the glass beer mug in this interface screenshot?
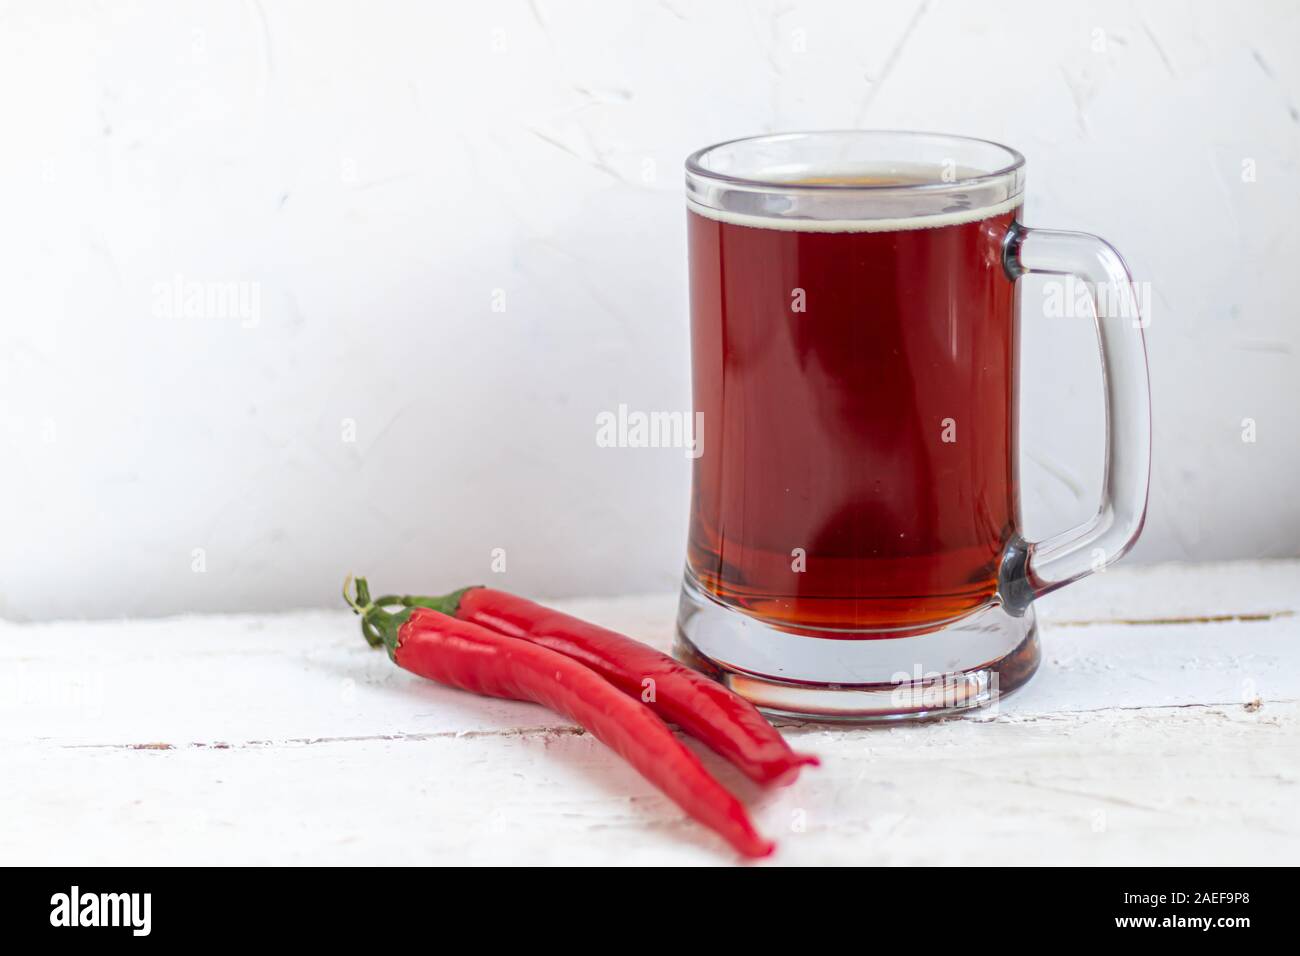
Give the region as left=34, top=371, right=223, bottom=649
left=675, top=131, right=1151, bottom=719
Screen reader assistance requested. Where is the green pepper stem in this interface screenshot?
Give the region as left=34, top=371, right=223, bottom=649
left=343, top=577, right=482, bottom=657
left=391, top=587, right=476, bottom=615
left=342, top=575, right=408, bottom=658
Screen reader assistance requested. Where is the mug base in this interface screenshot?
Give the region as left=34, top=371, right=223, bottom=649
left=674, top=574, right=1039, bottom=722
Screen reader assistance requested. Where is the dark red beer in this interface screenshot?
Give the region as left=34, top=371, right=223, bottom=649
left=686, top=203, right=1020, bottom=632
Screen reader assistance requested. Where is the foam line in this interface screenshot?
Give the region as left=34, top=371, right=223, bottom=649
left=686, top=194, right=1023, bottom=233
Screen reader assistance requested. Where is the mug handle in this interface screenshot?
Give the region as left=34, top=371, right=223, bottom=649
left=998, top=222, right=1152, bottom=615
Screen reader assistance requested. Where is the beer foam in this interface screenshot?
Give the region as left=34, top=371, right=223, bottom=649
left=686, top=194, right=1023, bottom=233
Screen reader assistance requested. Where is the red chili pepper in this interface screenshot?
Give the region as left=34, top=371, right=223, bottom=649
left=391, top=586, right=818, bottom=786
left=346, top=578, right=774, bottom=859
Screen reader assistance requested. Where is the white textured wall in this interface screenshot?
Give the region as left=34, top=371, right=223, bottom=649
left=1, top=0, right=1297, bottom=620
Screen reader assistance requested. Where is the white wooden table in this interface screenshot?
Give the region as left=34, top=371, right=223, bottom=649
left=3, top=561, right=1297, bottom=866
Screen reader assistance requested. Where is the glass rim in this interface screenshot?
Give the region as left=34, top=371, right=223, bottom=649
left=684, top=129, right=1027, bottom=195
